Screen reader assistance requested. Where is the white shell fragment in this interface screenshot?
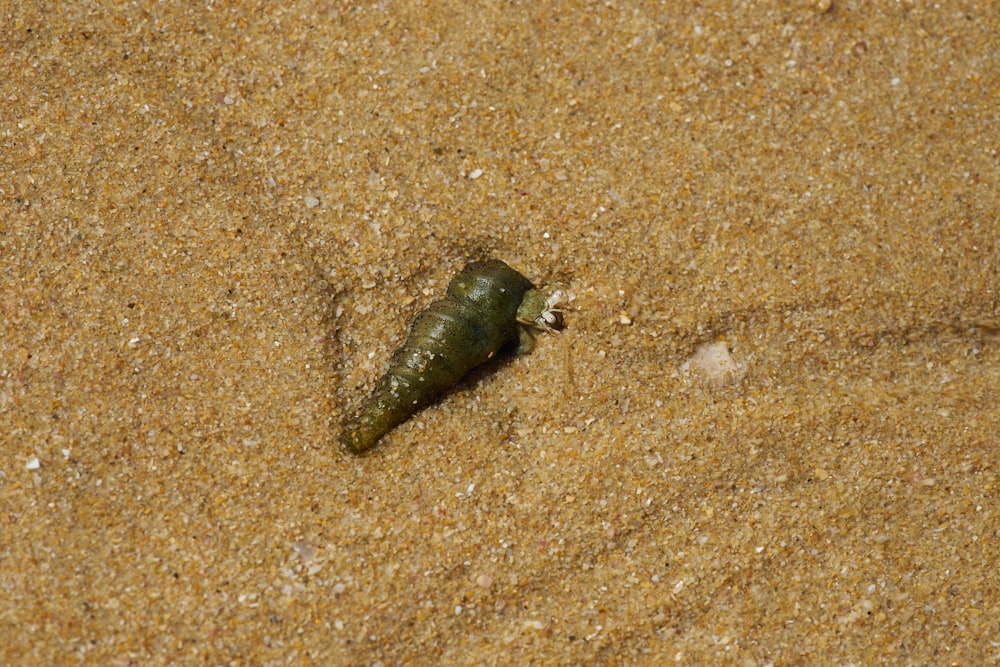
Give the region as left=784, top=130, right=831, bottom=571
left=683, top=340, right=745, bottom=385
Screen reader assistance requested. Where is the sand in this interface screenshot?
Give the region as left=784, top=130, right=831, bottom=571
left=2, top=1, right=998, bottom=664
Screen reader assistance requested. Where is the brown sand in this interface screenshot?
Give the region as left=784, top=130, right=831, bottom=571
left=2, top=1, right=998, bottom=664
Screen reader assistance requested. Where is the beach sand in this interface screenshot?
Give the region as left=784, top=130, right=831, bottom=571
left=2, top=1, right=998, bottom=664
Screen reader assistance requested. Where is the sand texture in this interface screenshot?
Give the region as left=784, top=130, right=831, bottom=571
left=3, top=1, right=999, bottom=664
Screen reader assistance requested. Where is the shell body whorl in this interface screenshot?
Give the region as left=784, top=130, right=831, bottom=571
left=342, top=259, right=535, bottom=454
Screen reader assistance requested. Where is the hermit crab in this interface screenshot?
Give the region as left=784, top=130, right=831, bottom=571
left=341, top=258, right=565, bottom=454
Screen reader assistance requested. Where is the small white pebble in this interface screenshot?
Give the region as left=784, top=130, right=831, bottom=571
left=891, top=77, right=901, bottom=86
left=304, top=196, right=320, bottom=208
left=26, top=457, right=40, bottom=470
left=292, top=541, right=316, bottom=561
left=476, top=574, right=494, bottom=588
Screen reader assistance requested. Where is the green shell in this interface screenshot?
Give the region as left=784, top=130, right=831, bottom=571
left=342, top=258, right=552, bottom=454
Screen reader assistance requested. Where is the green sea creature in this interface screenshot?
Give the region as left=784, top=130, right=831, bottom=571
left=342, top=258, right=565, bottom=454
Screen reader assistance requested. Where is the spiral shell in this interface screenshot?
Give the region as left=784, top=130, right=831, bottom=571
left=341, top=258, right=563, bottom=454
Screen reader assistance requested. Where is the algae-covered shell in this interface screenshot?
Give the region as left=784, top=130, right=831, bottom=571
left=341, top=258, right=562, bottom=454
